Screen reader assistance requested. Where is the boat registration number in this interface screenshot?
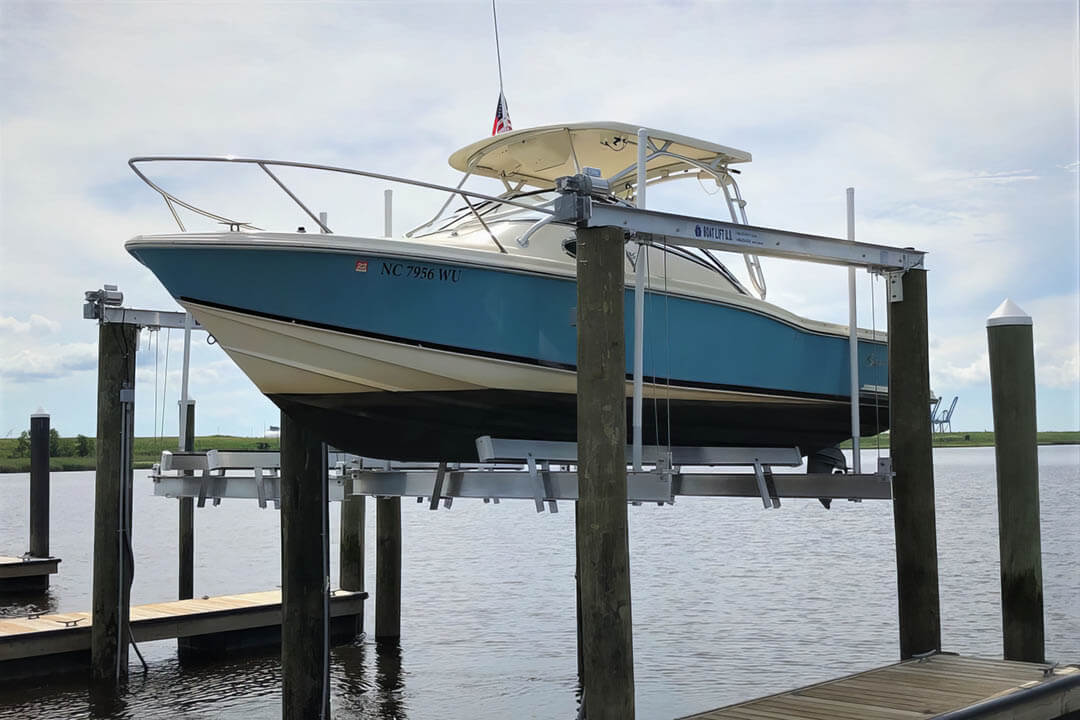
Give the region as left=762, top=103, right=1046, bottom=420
left=379, top=261, right=462, bottom=283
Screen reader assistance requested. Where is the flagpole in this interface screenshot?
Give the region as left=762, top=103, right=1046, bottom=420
left=492, top=0, right=504, bottom=94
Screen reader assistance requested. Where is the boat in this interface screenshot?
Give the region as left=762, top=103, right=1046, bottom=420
left=125, top=122, right=889, bottom=462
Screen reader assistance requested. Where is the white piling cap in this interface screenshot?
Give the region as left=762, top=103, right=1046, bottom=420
left=31, top=407, right=49, bottom=418
left=987, top=298, right=1032, bottom=327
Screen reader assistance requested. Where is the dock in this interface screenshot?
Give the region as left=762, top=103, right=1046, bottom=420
left=0, top=589, right=366, bottom=681
left=0, top=555, right=60, bottom=593
left=680, top=653, right=1080, bottom=720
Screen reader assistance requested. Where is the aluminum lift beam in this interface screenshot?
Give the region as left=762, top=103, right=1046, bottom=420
left=553, top=178, right=925, bottom=273
left=349, top=469, right=890, bottom=505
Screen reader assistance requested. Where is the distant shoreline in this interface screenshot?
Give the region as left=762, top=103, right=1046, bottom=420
left=0, top=431, right=1077, bottom=474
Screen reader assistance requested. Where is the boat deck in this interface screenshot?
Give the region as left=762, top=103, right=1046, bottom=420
left=679, top=653, right=1080, bottom=720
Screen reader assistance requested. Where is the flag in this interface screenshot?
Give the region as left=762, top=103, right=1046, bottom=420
left=492, top=91, right=512, bottom=135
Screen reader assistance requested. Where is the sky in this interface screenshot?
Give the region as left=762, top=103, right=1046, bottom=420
left=1, top=0, right=1077, bottom=440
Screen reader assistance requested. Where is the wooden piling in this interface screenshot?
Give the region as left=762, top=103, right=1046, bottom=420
left=29, top=413, right=50, bottom=559
left=887, top=268, right=941, bottom=659
left=340, top=484, right=365, bottom=593
left=90, top=321, right=137, bottom=690
left=179, top=401, right=195, bottom=600
left=575, top=224, right=636, bottom=719
left=279, top=412, right=330, bottom=719
left=339, top=479, right=365, bottom=635
left=375, top=497, right=401, bottom=641
left=987, top=299, right=1044, bottom=663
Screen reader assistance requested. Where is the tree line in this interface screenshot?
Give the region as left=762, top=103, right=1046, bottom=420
left=8, top=429, right=93, bottom=458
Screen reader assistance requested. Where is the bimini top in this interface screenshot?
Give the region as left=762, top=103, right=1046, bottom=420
left=448, top=122, right=752, bottom=189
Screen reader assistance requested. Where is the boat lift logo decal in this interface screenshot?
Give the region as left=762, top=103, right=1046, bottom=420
left=355, top=260, right=368, bottom=273
left=694, top=224, right=763, bottom=247
left=694, top=224, right=733, bottom=241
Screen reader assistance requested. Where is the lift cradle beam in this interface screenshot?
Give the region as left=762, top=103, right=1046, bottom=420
left=150, top=467, right=890, bottom=505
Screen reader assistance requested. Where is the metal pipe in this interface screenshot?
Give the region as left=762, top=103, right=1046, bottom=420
left=632, top=128, right=648, bottom=471
left=384, top=189, right=393, bottom=237
left=847, top=188, right=861, bottom=474
left=258, top=163, right=331, bottom=233
left=318, top=211, right=328, bottom=234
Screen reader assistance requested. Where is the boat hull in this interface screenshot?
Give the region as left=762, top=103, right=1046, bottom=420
left=270, top=388, right=888, bottom=462
left=126, top=235, right=890, bottom=461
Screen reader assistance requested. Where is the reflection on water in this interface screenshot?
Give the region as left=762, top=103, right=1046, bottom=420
left=0, top=446, right=1077, bottom=719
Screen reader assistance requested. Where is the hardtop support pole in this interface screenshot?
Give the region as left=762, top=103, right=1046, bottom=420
left=888, top=268, right=941, bottom=659
left=29, top=412, right=50, bottom=560
left=987, top=300, right=1045, bottom=663
left=575, top=224, right=636, bottom=719
left=631, top=127, right=647, bottom=471
left=375, top=496, right=401, bottom=641
left=280, top=412, right=330, bottom=719
left=847, top=188, right=861, bottom=473
left=90, top=321, right=137, bottom=693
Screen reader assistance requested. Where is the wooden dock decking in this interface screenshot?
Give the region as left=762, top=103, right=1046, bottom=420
left=0, top=589, right=366, bottom=677
left=0, top=555, right=60, bottom=592
left=680, top=654, right=1080, bottom=720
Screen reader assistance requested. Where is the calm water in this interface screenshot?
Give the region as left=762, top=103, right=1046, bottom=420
left=0, top=446, right=1077, bottom=719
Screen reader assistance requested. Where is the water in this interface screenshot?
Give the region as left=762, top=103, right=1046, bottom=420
left=1, top=446, right=1077, bottom=719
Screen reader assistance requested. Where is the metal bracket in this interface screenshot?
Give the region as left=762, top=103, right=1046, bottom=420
left=888, top=271, right=904, bottom=302
left=752, top=461, right=781, bottom=509
left=429, top=461, right=448, bottom=510
left=525, top=454, right=547, bottom=513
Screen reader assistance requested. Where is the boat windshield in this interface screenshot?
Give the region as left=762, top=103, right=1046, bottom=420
left=409, top=123, right=766, bottom=298
left=418, top=188, right=751, bottom=296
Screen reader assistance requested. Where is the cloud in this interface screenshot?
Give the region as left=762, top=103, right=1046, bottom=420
left=0, top=314, right=61, bottom=334
left=1, top=1, right=1076, bottom=434
left=0, top=342, right=97, bottom=381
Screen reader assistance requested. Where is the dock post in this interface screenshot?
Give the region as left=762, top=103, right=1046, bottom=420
left=340, top=480, right=365, bottom=635
left=987, top=299, right=1044, bottom=663
left=575, top=224, right=636, bottom=719
left=375, top=497, right=401, bottom=641
left=887, top=268, right=941, bottom=659
left=90, top=321, right=137, bottom=691
left=279, top=412, right=331, bottom=719
left=179, top=401, right=195, bottom=600
left=29, top=413, right=50, bottom=560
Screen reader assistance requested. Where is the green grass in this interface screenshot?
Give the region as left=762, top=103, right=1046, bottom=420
left=839, top=430, right=1080, bottom=450
left=0, top=435, right=279, bottom=473
left=1, top=431, right=1076, bottom=473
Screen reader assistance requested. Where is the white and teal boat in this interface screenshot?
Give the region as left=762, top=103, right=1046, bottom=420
left=127, top=123, right=887, bottom=461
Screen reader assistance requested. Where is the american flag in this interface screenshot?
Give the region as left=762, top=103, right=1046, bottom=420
left=492, top=91, right=512, bottom=135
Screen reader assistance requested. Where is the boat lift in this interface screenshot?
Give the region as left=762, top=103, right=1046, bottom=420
left=127, top=127, right=924, bottom=511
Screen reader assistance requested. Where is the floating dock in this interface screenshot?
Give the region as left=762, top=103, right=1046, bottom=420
left=0, top=589, right=366, bottom=681
left=0, top=555, right=60, bottom=593
left=680, top=653, right=1080, bottom=720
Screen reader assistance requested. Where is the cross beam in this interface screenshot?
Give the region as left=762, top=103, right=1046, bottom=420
left=553, top=186, right=924, bottom=272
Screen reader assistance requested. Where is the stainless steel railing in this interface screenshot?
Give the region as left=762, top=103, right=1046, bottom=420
left=128, top=156, right=557, bottom=252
